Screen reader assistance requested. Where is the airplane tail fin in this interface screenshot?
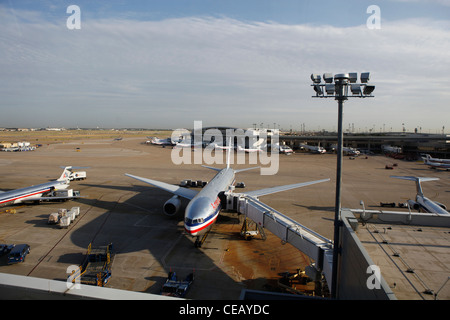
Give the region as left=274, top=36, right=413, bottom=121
left=391, top=176, right=439, bottom=196
left=57, top=166, right=89, bottom=182
left=58, top=166, right=72, bottom=182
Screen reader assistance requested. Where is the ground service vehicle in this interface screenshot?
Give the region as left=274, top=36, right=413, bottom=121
left=7, top=244, right=30, bottom=264
left=70, top=243, right=114, bottom=287
left=161, top=271, right=194, bottom=298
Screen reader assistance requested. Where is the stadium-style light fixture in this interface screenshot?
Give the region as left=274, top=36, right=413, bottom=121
left=314, top=84, right=323, bottom=96
left=360, top=72, right=370, bottom=83
left=351, top=84, right=361, bottom=95
left=310, top=71, right=375, bottom=299
left=363, top=84, right=375, bottom=95
left=323, top=73, right=334, bottom=83
left=310, top=72, right=374, bottom=98
left=325, top=84, right=335, bottom=95
left=311, top=74, right=321, bottom=84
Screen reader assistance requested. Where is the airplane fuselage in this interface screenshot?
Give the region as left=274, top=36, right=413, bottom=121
left=184, top=168, right=235, bottom=236
left=415, top=195, right=449, bottom=215
left=0, top=181, right=68, bottom=207
left=392, top=176, right=449, bottom=215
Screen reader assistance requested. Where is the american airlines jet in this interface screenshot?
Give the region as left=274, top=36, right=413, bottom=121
left=422, top=154, right=450, bottom=170
left=0, top=167, right=72, bottom=206
left=391, top=176, right=449, bottom=215
left=126, top=142, right=329, bottom=246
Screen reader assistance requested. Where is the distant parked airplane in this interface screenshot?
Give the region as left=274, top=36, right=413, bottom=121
left=391, top=176, right=449, bottom=215
left=422, top=154, right=450, bottom=170
left=300, top=143, right=326, bottom=154
left=149, top=137, right=175, bottom=146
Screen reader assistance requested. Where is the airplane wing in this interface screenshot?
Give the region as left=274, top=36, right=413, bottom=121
left=125, top=174, right=198, bottom=200
left=243, top=178, right=330, bottom=198
left=201, top=165, right=260, bottom=173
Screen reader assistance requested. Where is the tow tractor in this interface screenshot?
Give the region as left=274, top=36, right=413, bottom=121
left=161, top=271, right=194, bottom=298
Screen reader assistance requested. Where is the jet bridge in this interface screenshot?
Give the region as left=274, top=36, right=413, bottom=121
left=224, top=193, right=334, bottom=290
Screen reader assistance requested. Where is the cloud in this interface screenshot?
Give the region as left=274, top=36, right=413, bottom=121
left=0, top=7, right=449, bottom=131
left=389, top=0, right=450, bottom=7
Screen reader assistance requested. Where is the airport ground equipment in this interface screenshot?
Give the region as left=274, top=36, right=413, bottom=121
left=161, top=271, right=194, bottom=298
left=194, top=229, right=210, bottom=248
left=60, top=166, right=88, bottom=181
left=223, top=192, right=334, bottom=291
left=59, top=216, right=71, bottom=228
left=71, top=243, right=114, bottom=287
left=42, top=189, right=81, bottom=202
left=56, top=207, right=80, bottom=228
left=70, top=171, right=86, bottom=181
left=47, top=213, right=60, bottom=224
left=240, top=218, right=266, bottom=240
left=278, top=269, right=316, bottom=296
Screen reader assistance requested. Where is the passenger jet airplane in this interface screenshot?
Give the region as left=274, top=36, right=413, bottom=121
left=0, top=167, right=72, bottom=206
left=422, top=154, right=450, bottom=170
left=422, top=154, right=450, bottom=164
left=126, top=142, right=329, bottom=246
left=391, top=176, right=449, bottom=215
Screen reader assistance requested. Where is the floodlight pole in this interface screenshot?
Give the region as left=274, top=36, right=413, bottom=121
left=310, top=73, right=374, bottom=300
left=331, top=78, right=347, bottom=299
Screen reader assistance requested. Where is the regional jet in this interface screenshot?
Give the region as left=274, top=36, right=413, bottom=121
left=299, top=143, right=326, bottom=154
left=391, top=176, right=449, bottom=215
left=422, top=154, right=450, bottom=164
left=237, top=145, right=263, bottom=153
left=0, top=167, right=72, bottom=206
left=126, top=141, right=329, bottom=246
left=422, top=154, right=450, bottom=170
left=149, top=137, right=175, bottom=146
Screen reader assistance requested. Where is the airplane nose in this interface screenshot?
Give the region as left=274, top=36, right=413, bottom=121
left=185, top=226, right=196, bottom=236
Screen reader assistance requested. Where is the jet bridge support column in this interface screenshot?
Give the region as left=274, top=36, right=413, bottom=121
left=229, top=193, right=334, bottom=291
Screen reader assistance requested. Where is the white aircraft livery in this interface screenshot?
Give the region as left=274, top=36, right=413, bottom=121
left=0, top=167, right=72, bottom=206
left=422, top=154, right=450, bottom=170
left=126, top=141, right=330, bottom=246
left=391, top=176, right=449, bottom=215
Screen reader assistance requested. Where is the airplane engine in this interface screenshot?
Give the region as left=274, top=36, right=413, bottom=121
left=407, top=200, right=420, bottom=211
left=163, top=195, right=181, bottom=216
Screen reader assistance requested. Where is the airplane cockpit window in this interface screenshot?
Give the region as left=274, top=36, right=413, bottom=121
left=191, top=218, right=204, bottom=224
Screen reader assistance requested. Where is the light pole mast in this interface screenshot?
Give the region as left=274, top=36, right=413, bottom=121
left=310, top=72, right=374, bottom=299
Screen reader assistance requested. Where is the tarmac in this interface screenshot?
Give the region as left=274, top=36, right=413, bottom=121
left=0, top=133, right=449, bottom=299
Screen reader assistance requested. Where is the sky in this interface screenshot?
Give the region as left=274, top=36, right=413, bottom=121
left=1, top=0, right=449, bottom=132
